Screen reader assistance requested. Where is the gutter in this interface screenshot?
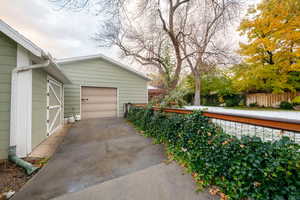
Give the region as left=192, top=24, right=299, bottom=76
left=43, top=52, right=72, bottom=84
left=13, top=60, right=51, bottom=73
left=13, top=56, right=71, bottom=84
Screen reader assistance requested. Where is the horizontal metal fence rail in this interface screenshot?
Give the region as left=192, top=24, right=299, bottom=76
left=125, top=103, right=300, bottom=143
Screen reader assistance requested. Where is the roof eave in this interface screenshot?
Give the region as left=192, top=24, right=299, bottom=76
left=57, top=54, right=151, bottom=81
left=0, top=20, right=43, bottom=57
left=46, top=61, right=72, bottom=84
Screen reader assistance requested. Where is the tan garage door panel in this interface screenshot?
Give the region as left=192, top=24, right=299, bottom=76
left=81, top=104, right=117, bottom=112
left=82, top=88, right=116, bottom=96
left=81, top=87, right=117, bottom=119
left=84, top=96, right=117, bottom=103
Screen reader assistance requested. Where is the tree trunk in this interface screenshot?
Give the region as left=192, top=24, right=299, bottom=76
left=168, top=77, right=179, bottom=91
left=194, top=74, right=201, bottom=106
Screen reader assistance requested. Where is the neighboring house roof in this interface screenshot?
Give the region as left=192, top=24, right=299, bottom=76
left=57, top=53, right=151, bottom=81
left=148, top=85, right=158, bottom=90
left=0, top=19, right=70, bottom=83
left=148, top=88, right=166, bottom=94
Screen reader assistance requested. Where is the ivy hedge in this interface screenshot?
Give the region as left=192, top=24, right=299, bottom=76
left=127, top=106, right=300, bottom=200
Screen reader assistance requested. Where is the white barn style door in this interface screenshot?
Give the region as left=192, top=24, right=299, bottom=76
left=47, top=76, right=63, bottom=136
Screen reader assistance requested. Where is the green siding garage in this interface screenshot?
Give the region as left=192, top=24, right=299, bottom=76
left=31, top=69, right=47, bottom=148
left=58, top=55, right=149, bottom=118
left=0, top=20, right=70, bottom=159
left=0, top=19, right=148, bottom=159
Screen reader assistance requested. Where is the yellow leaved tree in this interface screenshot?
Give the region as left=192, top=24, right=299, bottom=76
left=234, top=0, right=300, bottom=93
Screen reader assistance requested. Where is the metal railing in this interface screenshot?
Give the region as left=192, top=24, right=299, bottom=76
left=125, top=103, right=300, bottom=143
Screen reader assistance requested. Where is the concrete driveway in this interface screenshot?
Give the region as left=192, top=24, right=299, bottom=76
left=13, top=118, right=216, bottom=200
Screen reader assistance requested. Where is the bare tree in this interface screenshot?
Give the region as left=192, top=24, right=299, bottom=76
left=52, top=0, right=240, bottom=104
left=177, top=0, right=240, bottom=105
left=94, top=0, right=191, bottom=91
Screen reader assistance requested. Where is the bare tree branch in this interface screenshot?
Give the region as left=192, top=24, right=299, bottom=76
left=52, top=0, right=241, bottom=101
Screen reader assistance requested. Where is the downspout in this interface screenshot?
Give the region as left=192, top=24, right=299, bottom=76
left=9, top=60, right=50, bottom=175
left=8, top=146, right=38, bottom=175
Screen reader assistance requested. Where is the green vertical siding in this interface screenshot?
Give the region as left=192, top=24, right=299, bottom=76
left=31, top=69, right=47, bottom=149
left=0, top=32, right=16, bottom=159
left=60, top=59, right=148, bottom=117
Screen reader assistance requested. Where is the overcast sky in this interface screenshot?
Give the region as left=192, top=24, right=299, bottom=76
left=0, top=0, right=260, bottom=62
left=0, top=0, right=113, bottom=59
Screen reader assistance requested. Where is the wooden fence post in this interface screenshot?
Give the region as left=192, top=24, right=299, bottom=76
left=124, top=103, right=132, bottom=118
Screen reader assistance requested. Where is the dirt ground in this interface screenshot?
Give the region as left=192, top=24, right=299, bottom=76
left=0, top=158, right=47, bottom=196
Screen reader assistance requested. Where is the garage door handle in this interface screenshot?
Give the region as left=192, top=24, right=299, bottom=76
left=81, top=98, right=89, bottom=101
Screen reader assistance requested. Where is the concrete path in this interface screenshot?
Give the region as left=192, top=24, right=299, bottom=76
left=29, top=125, right=70, bottom=158
left=13, top=118, right=216, bottom=200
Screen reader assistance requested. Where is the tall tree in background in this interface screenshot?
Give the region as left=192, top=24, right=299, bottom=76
left=236, top=0, right=300, bottom=93
left=52, top=0, right=240, bottom=105
left=148, top=45, right=177, bottom=90
left=52, top=0, right=189, bottom=92
left=177, top=0, right=239, bottom=105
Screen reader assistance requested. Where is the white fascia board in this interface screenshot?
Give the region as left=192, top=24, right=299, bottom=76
left=47, top=61, right=72, bottom=84
left=0, top=20, right=43, bottom=57
left=0, top=20, right=69, bottom=83
left=57, top=53, right=151, bottom=81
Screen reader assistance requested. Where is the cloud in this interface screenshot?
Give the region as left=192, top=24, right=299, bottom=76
left=0, top=0, right=114, bottom=59
left=0, top=0, right=261, bottom=67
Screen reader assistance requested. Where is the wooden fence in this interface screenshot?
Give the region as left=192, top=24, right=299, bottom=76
left=246, top=92, right=300, bottom=107
left=126, top=103, right=300, bottom=143
left=125, top=103, right=300, bottom=133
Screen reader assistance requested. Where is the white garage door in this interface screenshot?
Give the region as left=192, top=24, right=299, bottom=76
left=47, top=76, right=63, bottom=136
left=81, top=87, right=117, bottom=119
